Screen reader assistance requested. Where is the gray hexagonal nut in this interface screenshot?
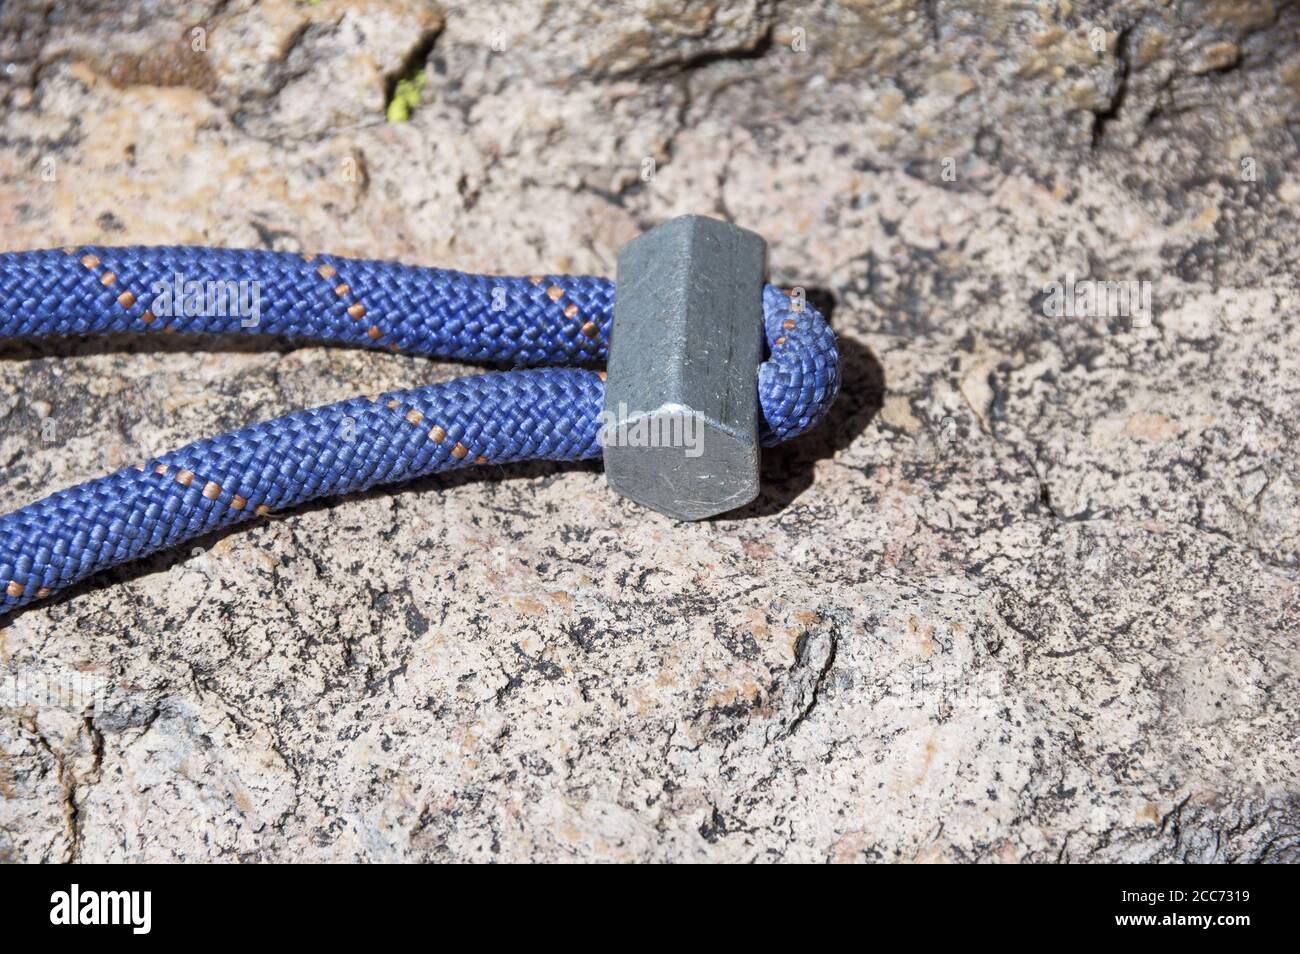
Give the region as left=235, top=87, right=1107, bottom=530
left=602, top=215, right=766, bottom=520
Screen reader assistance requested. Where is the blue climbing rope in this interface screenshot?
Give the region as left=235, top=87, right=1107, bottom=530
left=0, top=246, right=839, bottom=611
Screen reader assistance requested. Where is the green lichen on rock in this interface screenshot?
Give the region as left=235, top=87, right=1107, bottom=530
left=386, top=70, right=427, bottom=123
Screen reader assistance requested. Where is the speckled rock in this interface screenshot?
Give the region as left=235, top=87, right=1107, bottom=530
left=0, top=0, right=1296, bottom=862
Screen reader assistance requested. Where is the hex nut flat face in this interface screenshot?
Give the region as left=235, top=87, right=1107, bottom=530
left=602, top=215, right=766, bottom=520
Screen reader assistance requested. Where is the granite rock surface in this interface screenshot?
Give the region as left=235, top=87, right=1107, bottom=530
left=0, top=0, right=1297, bottom=862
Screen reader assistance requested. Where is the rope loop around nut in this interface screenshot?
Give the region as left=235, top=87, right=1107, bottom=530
left=0, top=245, right=839, bottom=610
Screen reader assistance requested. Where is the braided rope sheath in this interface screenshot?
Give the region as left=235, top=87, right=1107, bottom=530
left=0, top=246, right=839, bottom=612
